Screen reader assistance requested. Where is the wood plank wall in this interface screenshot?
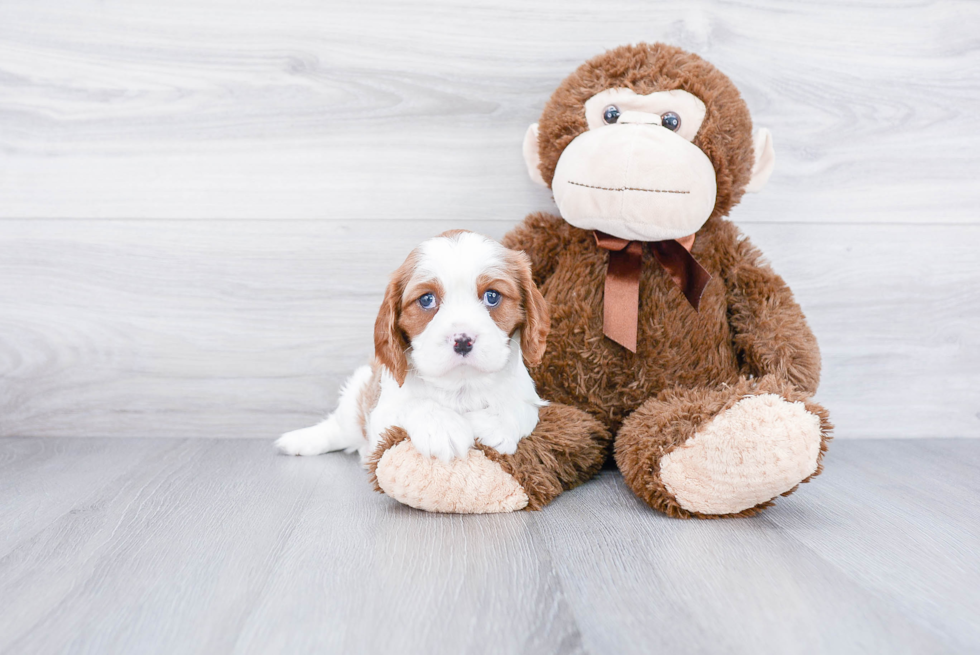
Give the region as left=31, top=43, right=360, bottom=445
left=1, top=0, right=978, bottom=439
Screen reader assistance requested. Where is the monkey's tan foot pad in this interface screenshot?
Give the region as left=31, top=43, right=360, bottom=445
left=659, top=394, right=823, bottom=516
left=371, top=439, right=529, bottom=514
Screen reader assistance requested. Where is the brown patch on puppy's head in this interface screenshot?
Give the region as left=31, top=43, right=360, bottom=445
left=436, top=228, right=472, bottom=240
left=536, top=43, right=755, bottom=220
left=375, top=248, right=454, bottom=386
left=374, top=250, right=417, bottom=386
left=398, top=277, right=444, bottom=345
left=505, top=250, right=550, bottom=367
left=477, top=271, right=522, bottom=334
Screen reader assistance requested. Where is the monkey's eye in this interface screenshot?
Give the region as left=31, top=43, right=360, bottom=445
left=418, top=293, right=437, bottom=310
left=661, top=111, right=681, bottom=131
left=482, top=289, right=502, bottom=308
left=602, top=105, right=621, bottom=124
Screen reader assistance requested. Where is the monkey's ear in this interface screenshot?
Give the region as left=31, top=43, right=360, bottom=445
left=522, top=123, right=548, bottom=187
left=744, top=128, right=775, bottom=193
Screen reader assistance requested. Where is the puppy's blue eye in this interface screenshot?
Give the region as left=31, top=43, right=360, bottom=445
left=482, top=290, right=501, bottom=307
left=603, top=105, right=620, bottom=124
left=418, top=293, right=437, bottom=310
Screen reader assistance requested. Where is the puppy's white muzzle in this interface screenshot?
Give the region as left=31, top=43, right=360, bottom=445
left=412, top=306, right=512, bottom=380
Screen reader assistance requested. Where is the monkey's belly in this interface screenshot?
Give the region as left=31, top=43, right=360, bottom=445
left=535, top=291, right=741, bottom=431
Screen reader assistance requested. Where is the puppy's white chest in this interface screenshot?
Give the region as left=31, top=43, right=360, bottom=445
left=443, top=388, right=493, bottom=414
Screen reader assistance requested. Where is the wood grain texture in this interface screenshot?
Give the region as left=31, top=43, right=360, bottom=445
left=0, top=437, right=977, bottom=654
left=1, top=0, right=978, bottom=222
left=1, top=219, right=978, bottom=440
left=0, top=438, right=178, bottom=557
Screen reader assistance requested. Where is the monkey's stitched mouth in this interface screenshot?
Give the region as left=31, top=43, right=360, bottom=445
left=567, top=180, right=689, bottom=195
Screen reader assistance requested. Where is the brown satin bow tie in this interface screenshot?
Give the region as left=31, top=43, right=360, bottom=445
left=594, top=231, right=712, bottom=352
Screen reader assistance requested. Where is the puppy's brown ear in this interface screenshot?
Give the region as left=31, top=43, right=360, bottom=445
left=374, top=256, right=413, bottom=386
left=512, top=251, right=550, bottom=367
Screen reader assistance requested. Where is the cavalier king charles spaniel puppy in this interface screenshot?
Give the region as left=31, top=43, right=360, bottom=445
left=276, top=230, right=549, bottom=462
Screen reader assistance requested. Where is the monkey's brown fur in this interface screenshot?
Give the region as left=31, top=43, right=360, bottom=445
left=503, top=43, right=831, bottom=518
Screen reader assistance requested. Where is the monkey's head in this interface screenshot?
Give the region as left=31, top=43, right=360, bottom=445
left=524, top=43, right=775, bottom=241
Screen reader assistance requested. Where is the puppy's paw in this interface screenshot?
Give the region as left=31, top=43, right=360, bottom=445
left=403, top=406, right=474, bottom=462
left=275, top=422, right=335, bottom=456
left=466, top=409, right=520, bottom=455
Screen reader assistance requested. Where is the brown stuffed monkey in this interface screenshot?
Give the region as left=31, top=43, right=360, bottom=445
left=502, top=42, right=832, bottom=518
left=370, top=42, right=830, bottom=517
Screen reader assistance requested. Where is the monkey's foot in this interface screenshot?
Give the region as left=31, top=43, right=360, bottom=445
left=366, top=404, right=611, bottom=513
left=659, top=394, right=823, bottom=516
left=369, top=429, right=529, bottom=513
left=615, top=377, right=832, bottom=518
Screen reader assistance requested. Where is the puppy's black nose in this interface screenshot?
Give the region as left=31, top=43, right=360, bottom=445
left=453, top=335, right=474, bottom=355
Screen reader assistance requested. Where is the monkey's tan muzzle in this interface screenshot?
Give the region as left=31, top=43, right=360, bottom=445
left=551, top=123, right=717, bottom=242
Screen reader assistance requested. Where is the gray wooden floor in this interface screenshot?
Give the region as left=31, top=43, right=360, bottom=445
left=1, top=438, right=978, bottom=655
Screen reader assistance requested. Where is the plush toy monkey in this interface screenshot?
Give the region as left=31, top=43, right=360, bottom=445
left=504, top=42, right=832, bottom=517
left=371, top=42, right=831, bottom=517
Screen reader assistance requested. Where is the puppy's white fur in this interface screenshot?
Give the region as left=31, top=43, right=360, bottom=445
left=276, top=231, right=548, bottom=462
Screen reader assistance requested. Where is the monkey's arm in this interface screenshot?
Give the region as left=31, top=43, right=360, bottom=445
left=723, top=236, right=821, bottom=395
left=502, top=212, right=570, bottom=287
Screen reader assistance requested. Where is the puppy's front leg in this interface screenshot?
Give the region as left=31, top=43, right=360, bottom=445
left=399, top=400, right=474, bottom=462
